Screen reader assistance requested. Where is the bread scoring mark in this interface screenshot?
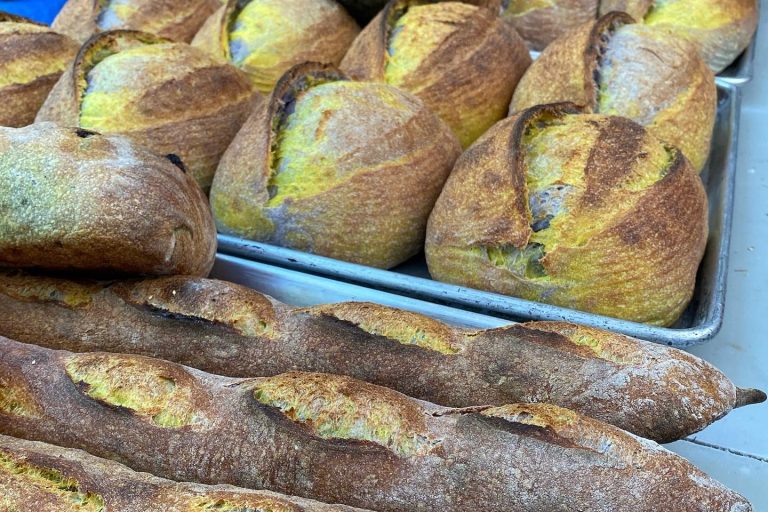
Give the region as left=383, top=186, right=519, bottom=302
left=523, top=322, right=644, bottom=365
left=0, top=375, right=41, bottom=418
left=479, top=404, right=582, bottom=449
left=0, top=450, right=105, bottom=511
left=307, top=302, right=461, bottom=354
left=189, top=494, right=301, bottom=512
left=253, top=372, right=439, bottom=457
left=115, top=277, right=275, bottom=337
left=0, top=270, right=102, bottom=308
left=65, top=354, right=208, bottom=428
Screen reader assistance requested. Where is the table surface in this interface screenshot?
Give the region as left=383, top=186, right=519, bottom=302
left=663, top=3, right=768, bottom=508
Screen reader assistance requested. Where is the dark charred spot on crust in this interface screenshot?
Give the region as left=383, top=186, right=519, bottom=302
left=587, top=12, right=634, bottom=111
left=476, top=415, right=583, bottom=450
left=75, top=128, right=98, bottom=139
left=165, top=153, right=187, bottom=173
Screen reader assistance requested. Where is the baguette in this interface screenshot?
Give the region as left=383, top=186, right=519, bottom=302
left=0, top=271, right=763, bottom=443
left=0, top=434, right=368, bottom=511
left=0, top=337, right=752, bottom=511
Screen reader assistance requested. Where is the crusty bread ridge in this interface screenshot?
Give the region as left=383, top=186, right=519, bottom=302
left=0, top=337, right=752, bottom=511
left=0, top=434, right=368, bottom=511
left=0, top=272, right=763, bottom=443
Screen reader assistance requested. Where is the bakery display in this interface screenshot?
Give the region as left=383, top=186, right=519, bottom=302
left=426, top=103, right=708, bottom=326
left=0, top=435, right=368, bottom=511
left=0, top=337, right=753, bottom=511
left=0, top=13, right=79, bottom=128
left=0, top=123, right=216, bottom=276
left=0, top=271, right=763, bottom=442
left=52, top=0, right=221, bottom=43
left=601, top=0, right=758, bottom=72
left=193, top=0, right=359, bottom=93
left=210, top=63, right=460, bottom=268
left=341, top=0, right=531, bottom=148
left=510, top=12, right=717, bottom=171
left=36, top=30, right=256, bottom=192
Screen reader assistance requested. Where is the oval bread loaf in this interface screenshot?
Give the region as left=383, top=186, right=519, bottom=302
left=0, top=434, right=368, bottom=511
left=0, top=337, right=753, bottom=511
left=0, top=272, right=763, bottom=443
left=0, top=123, right=216, bottom=276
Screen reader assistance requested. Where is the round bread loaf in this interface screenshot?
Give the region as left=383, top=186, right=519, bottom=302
left=193, top=0, right=359, bottom=94
left=510, top=12, right=716, bottom=171
left=52, top=0, right=222, bottom=43
left=341, top=0, right=531, bottom=148
left=0, top=13, right=79, bottom=128
left=426, top=103, right=708, bottom=326
left=210, top=63, right=461, bottom=269
left=0, top=122, right=216, bottom=277
left=36, top=30, right=257, bottom=192
left=601, top=0, right=758, bottom=72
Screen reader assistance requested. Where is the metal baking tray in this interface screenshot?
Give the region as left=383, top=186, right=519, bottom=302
left=217, top=81, right=741, bottom=347
left=210, top=253, right=509, bottom=330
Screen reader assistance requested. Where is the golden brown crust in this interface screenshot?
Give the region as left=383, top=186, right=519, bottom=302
left=510, top=12, right=716, bottom=171
left=0, top=337, right=752, bottom=511
left=341, top=0, right=531, bottom=148
left=0, top=271, right=757, bottom=442
left=600, top=0, right=758, bottom=72
left=0, top=435, right=369, bottom=511
left=501, top=0, right=598, bottom=51
left=0, top=123, right=216, bottom=276
left=426, top=104, right=708, bottom=326
left=53, top=0, right=222, bottom=43
left=36, top=30, right=257, bottom=191
left=0, top=17, right=79, bottom=127
left=210, top=62, right=460, bottom=268
left=192, top=0, right=359, bottom=93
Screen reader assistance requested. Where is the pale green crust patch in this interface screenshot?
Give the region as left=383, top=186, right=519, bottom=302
left=0, top=376, right=40, bottom=418
left=309, top=302, right=461, bottom=354
left=481, top=403, right=579, bottom=427
left=190, top=495, right=298, bottom=512
left=65, top=354, right=207, bottom=428
left=0, top=450, right=105, bottom=511
left=526, top=322, right=645, bottom=365
left=0, top=272, right=101, bottom=308
left=253, top=373, right=437, bottom=456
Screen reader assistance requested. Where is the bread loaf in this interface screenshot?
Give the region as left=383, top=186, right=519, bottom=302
left=0, top=337, right=752, bottom=511
left=0, top=272, right=763, bottom=443
left=510, top=12, right=716, bottom=172
left=192, top=0, right=360, bottom=94
left=426, top=103, right=708, bottom=326
left=0, top=434, right=368, bottom=511
left=53, top=0, right=222, bottom=43
left=0, top=124, right=216, bottom=276
left=0, top=13, right=79, bottom=128
left=340, top=0, right=531, bottom=148
left=210, top=62, right=460, bottom=268
left=36, top=29, right=257, bottom=192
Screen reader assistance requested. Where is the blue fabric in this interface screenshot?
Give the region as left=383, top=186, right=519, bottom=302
left=0, top=0, right=68, bottom=25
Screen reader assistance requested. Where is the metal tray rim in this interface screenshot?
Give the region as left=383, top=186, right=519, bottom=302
left=216, top=82, right=741, bottom=348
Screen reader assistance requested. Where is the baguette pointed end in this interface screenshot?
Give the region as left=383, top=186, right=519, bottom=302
left=735, top=387, right=767, bottom=408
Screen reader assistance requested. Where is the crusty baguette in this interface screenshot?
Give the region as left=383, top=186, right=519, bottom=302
left=0, top=337, right=752, bottom=511
left=0, top=435, right=368, bottom=512
left=0, top=271, right=763, bottom=443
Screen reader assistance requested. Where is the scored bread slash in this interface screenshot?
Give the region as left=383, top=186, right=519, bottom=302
left=0, top=434, right=370, bottom=511
left=0, top=271, right=764, bottom=445
left=0, top=337, right=754, bottom=511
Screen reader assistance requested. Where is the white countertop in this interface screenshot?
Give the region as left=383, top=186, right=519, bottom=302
left=665, top=4, right=768, bottom=508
